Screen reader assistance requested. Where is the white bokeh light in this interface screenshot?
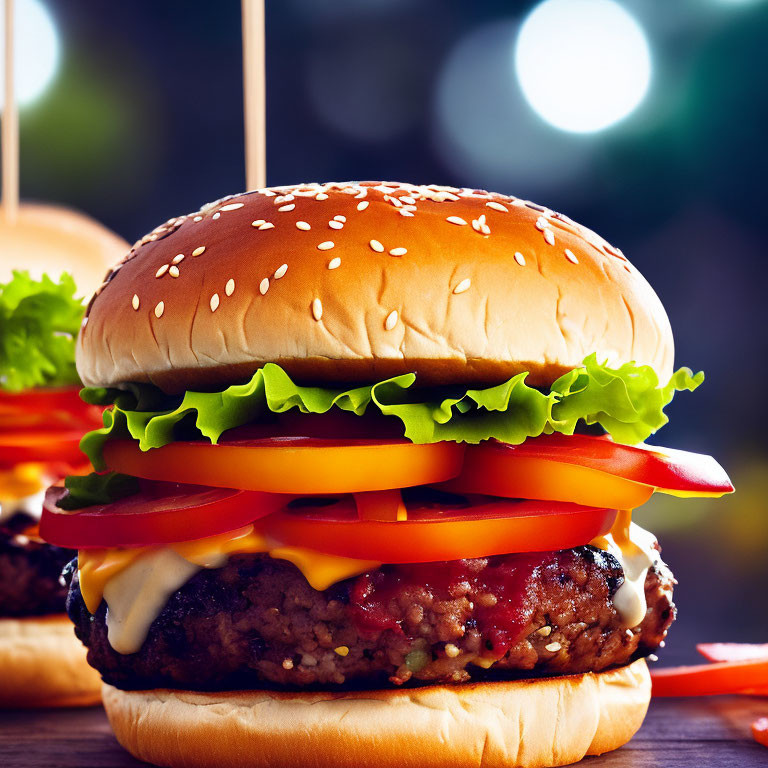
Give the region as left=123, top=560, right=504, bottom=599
left=0, top=0, right=60, bottom=108
left=514, top=0, right=651, bottom=133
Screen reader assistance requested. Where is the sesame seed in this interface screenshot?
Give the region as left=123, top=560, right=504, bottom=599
left=648, top=654, right=659, bottom=663
left=154, top=301, right=164, bottom=318
left=453, top=278, right=471, bottom=294
left=251, top=220, right=266, bottom=227
left=544, top=229, right=555, bottom=246
left=212, top=212, right=221, bottom=220
left=220, top=202, right=244, bottom=212
left=210, top=294, right=220, bottom=312
left=131, top=294, right=140, bottom=310
left=369, top=239, right=384, bottom=253
left=329, top=220, right=343, bottom=230
left=446, top=216, right=467, bottom=226
left=274, top=263, right=288, bottom=279
left=316, top=193, right=329, bottom=200
left=193, top=215, right=203, bottom=222
left=296, top=221, right=311, bottom=230
left=317, top=241, right=335, bottom=250
left=389, top=247, right=407, bottom=256
left=192, top=246, right=206, bottom=257
left=478, top=214, right=487, bottom=224
left=169, top=265, right=180, bottom=278
left=444, top=643, right=460, bottom=658
left=225, top=279, right=235, bottom=296
left=545, top=642, right=562, bottom=653
left=259, top=278, right=270, bottom=295
left=535, top=217, right=547, bottom=231
left=536, top=626, right=552, bottom=637
left=400, top=196, right=416, bottom=205
left=173, top=254, right=185, bottom=264
left=334, top=646, right=349, bottom=657
left=399, top=210, right=414, bottom=217
left=334, top=215, right=346, bottom=222
left=328, top=257, right=341, bottom=270
left=278, top=204, right=296, bottom=212
left=472, top=219, right=482, bottom=233
left=480, top=224, right=491, bottom=235
left=155, top=264, right=169, bottom=278
left=312, top=298, right=323, bottom=321
left=514, top=252, right=526, bottom=266
left=357, top=201, right=369, bottom=211
left=259, top=222, right=275, bottom=230
left=385, top=310, right=398, bottom=330
left=565, top=248, right=579, bottom=264
left=486, top=201, right=508, bottom=212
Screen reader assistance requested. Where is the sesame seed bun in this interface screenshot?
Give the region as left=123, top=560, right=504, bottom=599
left=0, top=615, right=102, bottom=708
left=77, top=182, right=673, bottom=393
left=0, top=202, right=130, bottom=299
left=101, top=659, right=650, bottom=768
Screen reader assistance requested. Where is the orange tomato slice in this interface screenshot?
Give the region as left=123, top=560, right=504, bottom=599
left=651, top=658, right=768, bottom=697
left=261, top=496, right=617, bottom=562
left=103, top=438, right=465, bottom=495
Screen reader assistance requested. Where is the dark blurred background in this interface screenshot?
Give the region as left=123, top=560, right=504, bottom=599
left=9, top=0, right=767, bottom=663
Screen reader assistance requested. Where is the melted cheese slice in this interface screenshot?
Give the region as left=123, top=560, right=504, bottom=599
left=78, top=526, right=379, bottom=655
left=591, top=510, right=657, bottom=629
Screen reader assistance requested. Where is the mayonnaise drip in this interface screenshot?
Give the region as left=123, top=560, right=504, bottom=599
left=104, top=550, right=200, bottom=655
left=591, top=511, right=658, bottom=628
left=78, top=525, right=379, bottom=655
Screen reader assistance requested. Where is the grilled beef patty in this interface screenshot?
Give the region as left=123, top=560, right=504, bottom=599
left=67, top=545, right=675, bottom=690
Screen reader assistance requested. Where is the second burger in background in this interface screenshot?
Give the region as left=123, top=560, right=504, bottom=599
left=43, top=182, right=732, bottom=767
left=0, top=271, right=109, bottom=707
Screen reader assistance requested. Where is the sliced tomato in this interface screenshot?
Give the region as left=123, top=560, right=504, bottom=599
left=0, top=387, right=102, bottom=433
left=442, top=435, right=733, bottom=509
left=262, top=496, right=617, bottom=562
left=697, top=643, right=768, bottom=664
left=0, top=431, right=87, bottom=469
left=651, top=658, right=768, bottom=697
left=753, top=718, right=768, bottom=748
left=40, top=481, right=291, bottom=549
left=102, top=438, right=464, bottom=494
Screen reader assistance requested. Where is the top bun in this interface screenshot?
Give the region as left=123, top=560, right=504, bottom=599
left=77, top=182, right=673, bottom=393
left=0, top=203, right=130, bottom=299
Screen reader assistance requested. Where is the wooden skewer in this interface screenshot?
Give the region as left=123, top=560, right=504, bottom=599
left=242, top=0, right=266, bottom=191
left=2, top=0, right=18, bottom=222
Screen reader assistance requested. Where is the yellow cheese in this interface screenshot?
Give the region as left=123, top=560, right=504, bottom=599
left=77, top=525, right=380, bottom=654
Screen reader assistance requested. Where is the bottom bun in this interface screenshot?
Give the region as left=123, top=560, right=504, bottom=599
left=0, top=615, right=102, bottom=708
left=103, top=658, right=650, bottom=768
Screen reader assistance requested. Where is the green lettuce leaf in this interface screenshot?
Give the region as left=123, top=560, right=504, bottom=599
left=80, top=355, right=703, bottom=471
left=0, top=271, right=85, bottom=391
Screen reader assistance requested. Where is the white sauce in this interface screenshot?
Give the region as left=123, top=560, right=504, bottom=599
left=594, top=516, right=658, bottom=628
left=103, top=550, right=201, bottom=655
left=0, top=489, right=46, bottom=524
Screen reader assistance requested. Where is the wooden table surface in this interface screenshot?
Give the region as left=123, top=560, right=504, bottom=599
left=1, top=696, right=766, bottom=767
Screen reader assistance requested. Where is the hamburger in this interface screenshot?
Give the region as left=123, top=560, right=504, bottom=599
left=0, top=271, right=111, bottom=707
left=41, top=182, right=733, bottom=766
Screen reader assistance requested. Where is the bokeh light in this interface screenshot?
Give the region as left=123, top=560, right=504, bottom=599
left=0, top=0, right=59, bottom=108
left=514, top=0, right=651, bottom=133
left=433, top=20, right=592, bottom=196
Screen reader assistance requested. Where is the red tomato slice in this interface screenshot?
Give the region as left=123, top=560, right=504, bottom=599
left=697, top=643, right=768, bottom=664
left=651, top=658, right=768, bottom=697
left=0, top=387, right=102, bottom=433
left=753, top=718, right=768, bottom=748
left=262, top=496, right=617, bottom=562
left=103, top=438, right=464, bottom=494
left=0, top=431, right=87, bottom=469
left=442, top=435, right=733, bottom=508
left=40, top=481, right=291, bottom=549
